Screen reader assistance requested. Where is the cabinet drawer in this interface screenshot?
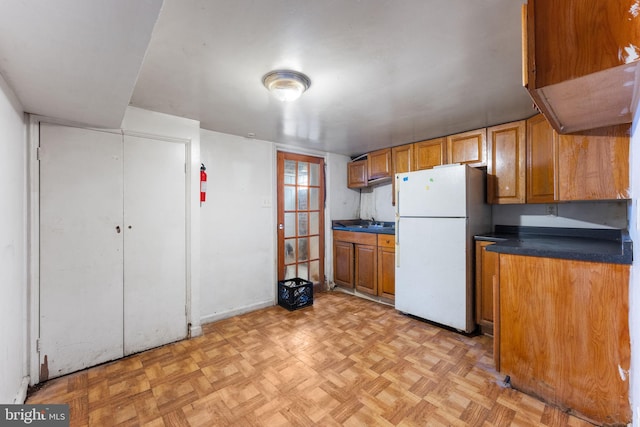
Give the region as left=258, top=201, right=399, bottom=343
left=333, top=230, right=377, bottom=245
left=377, top=234, right=395, bottom=248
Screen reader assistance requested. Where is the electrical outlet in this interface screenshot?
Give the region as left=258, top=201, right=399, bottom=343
left=545, top=204, right=557, bottom=216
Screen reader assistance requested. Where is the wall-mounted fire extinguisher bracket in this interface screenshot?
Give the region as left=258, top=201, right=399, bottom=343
left=200, top=163, right=207, bottom=205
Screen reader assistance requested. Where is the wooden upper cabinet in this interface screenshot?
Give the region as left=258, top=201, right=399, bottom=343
left=347, top=159, right=368, bottom=189
left=557, top=124, right=630, bottom=201
left=413, top=138, right=446, bottom=170
left=446, top=129, right=486, bottom=167
left=391, top=144, right=413, bottom=206
left=526, top=115, right=557, bottom=203
left=367, top=148, right=392, bottom=181
left=524, top=0, right=640, bottom=133
left=487, top=121, right=526, bottom=204
left=392, top=144, right=413, bottom=175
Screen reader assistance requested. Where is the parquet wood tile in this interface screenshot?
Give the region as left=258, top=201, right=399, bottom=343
left=27, top=292, right=597, bottom=426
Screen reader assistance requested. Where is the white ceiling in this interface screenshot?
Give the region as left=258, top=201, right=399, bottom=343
left=0, top=0, right=536, bottom=156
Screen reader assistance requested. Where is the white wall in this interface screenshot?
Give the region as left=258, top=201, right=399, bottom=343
left=199, top=130, right=276, bottom=322
left=629, top=108, right=640, bottom=426
left=360, top=183, right=395, bottom=221
left=120, top=107, right=203, bottom=336
left=0, top=73, right=27, bottom=403
left=327, top=153, right=361, bottom=220
left=325, top=153, right=361, bottom=287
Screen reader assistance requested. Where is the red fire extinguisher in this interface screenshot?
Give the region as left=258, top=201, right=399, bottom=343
left=200, top=163, right=207, bottom=203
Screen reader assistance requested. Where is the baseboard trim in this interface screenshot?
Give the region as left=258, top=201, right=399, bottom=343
left=14, top=376, right=30, bottom=403
left=189, top=324, right=203, bottom=338
left=201, top=300, right=274, bottom=325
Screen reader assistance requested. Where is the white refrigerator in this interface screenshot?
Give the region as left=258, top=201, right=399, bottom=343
left=395, top=164, right=491, bottom=333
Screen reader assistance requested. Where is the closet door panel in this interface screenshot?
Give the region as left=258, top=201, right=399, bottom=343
left=39, top=123, right=124, bottom=379
left=123, top=135, right=187, bottom=355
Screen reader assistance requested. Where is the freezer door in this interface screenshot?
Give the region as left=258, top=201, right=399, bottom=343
left=396, top=165, right=467, bottom=217
left=395, top=217, right=473, bottom=332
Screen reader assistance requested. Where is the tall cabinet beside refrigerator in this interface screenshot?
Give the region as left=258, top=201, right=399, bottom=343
left=395, top=164, right=491, bottom=333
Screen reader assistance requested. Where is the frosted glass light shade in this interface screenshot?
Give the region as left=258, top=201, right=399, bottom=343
left=262, top=70, right=311, bottom=102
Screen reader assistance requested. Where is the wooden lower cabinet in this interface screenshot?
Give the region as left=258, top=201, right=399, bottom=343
left=474, top=241, right=497, bottom=336
left=497, top=253, right=630, bottom=425
left=333, top=240, right=354, bottom=288
left=377, top=234, right=395, bottom=300
left=355, top=244, right=377, bottom=295
left=333, top=230, right=395, bottom=300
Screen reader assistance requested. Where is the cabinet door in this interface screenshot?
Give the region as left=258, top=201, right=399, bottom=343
left=377, top=244, right=395, bottom=299
left=392, top=144, right=413, bottom=175
left=39, top=123, right=124, bottom=380
left=557, top=124, right=630, bottom=201
left=446, top=129, right=486, bottom=167
left=123, top=135, right=187, bottom=355
left=368, top=148, right=392, bottom=181
left=347, top=159, right=368, bottom=188
left=487, top=121, right=526, bottom=204
left=527, top=0, right=639, bottom=88
left=414, top=138, right=446, bottom=170
left=392, top=144, right=413, bottom=205
left=526, top=114, right=557, bottom=203
left=333, top=240, right=354, bottom=288
left=475, top=241, right=497, bottom=336
left=355, top=244, right=377, bottom=295
left=499, top=254, right=630, bottom=424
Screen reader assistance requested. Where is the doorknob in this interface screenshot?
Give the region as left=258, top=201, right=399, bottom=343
left=278, top=224, right=284, bottom=230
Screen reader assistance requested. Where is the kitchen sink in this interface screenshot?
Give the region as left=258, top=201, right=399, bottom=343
left=332, top=219, right=395, bottom=234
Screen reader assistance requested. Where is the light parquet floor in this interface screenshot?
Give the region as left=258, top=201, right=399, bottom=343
left=27, top=292, right=595, bottom=426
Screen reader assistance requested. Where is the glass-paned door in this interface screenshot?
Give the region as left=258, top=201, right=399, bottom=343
left=277, top=152, right=325, bottom=286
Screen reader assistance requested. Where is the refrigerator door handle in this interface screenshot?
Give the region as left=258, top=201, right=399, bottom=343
left=395, top=216, right=400, bottom=267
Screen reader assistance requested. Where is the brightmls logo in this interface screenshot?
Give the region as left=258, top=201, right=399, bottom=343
left=0, top=405, right=68, bottom=426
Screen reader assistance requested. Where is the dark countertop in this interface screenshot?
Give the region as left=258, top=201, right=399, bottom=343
left=332, top=219, right=395, bottom=235
left=476, top=225, right=632, bottom=265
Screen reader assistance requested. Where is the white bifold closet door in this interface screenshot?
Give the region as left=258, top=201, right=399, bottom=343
left=39, top=123, right=187, bottom=380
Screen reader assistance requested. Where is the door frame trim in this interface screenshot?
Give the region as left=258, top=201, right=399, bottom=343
left=275, top=149, right=327, bottom=290
left=28, top=115, right=194, bottom=384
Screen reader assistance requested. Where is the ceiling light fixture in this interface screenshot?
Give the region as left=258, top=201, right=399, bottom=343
left=262, top=70, right=311, bottom=102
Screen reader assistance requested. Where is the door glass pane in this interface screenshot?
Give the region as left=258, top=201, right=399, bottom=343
left=297, top=162, right=308, bottom=185
left=284, top=238, right=296, bottom=264
left=284, top=186, right=295, bottom=211
left=309, top=188, right=319, bottom=210
left=310, top=260, right=320, bottom=283
left=310, top=163, right=320, bottom=186
left=284, top=160, right=296, bottom=185
left=285, top=265, right=296, bottom=280
left=310, top=236, right=319, bottom=260
left=297, top=188, right=308, bottom=210
left=298, top=238, right=309, bottom=262
left=298, top=262, right=309, bottom=280
left=309, top=212, right=319, bottom=235
left=284, top=213, right=295, bottom=238
left=298, top=213, right=308, bottom=235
